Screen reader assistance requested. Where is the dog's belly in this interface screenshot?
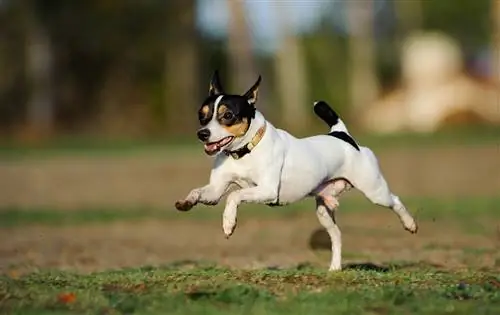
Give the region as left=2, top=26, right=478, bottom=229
left=275, top=180, right=319, bottom=204
left=272, top=136, right=347, bottom=205
left=275, top=167, right=328, bottom=205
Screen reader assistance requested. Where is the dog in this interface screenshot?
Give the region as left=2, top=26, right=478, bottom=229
left=175, top=71, right=418, bottom=271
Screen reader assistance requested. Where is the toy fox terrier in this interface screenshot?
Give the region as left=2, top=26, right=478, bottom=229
left=175, top=71, right=418, bottom=271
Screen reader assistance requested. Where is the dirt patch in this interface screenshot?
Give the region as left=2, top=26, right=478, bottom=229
left=0, top=145, right=499, bottom=209
left=1, top=211, right=498, bottom=274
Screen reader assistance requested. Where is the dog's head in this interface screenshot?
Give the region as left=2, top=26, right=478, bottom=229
left=197, top=70, right=261, bottom=156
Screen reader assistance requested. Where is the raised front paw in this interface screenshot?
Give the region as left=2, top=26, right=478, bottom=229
left=223, top=216, right=237, bottom=239
left=403, top=217, right=418, bottom=234
left=175, top=199, right=195, bottom=211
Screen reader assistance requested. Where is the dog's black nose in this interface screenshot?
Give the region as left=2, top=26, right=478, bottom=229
left=197, top=129, right=211, bottom=141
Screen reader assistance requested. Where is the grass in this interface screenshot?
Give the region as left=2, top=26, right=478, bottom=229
left=1, top=262, right=500, bottom=315
left=1, top=197, right=499, bottom=314
left=0, top=125, right=498, bottom=159
left=0, top=196, right=499, bottom=228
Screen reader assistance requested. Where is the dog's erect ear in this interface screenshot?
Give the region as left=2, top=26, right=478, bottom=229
left=243, top=75, right=261, bottom=106
left=209, top=70, right=225, bottom=96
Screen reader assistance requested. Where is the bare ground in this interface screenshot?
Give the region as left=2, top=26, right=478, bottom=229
left=0, top=145, right=499, bottom=274
left=1, top=211, right=499, bottom=274
left=0, top=145, right=499, bottom=208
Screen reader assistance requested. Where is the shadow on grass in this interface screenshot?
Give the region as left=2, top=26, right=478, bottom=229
left=343, top=262, right=391, bottom=272
left=185, top=285, right=275, bottom=303
left=309, top=228, right=448, bottom=273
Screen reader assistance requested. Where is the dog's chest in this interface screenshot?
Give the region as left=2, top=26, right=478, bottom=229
left=225, top=156, right=324, bottom=206
left=224, top=158, right=258, bottom=188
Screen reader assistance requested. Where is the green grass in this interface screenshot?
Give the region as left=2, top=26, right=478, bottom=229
left=1, top=196, right=499, bottom=228
left=0, top=125, right=498, bottom=159
left=1, top=263, right=500, bottom=315
left=1, top=196, right=499, bottom=314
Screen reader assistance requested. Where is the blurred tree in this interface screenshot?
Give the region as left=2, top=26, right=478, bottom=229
left=394, top=0, right=422, bottom=35
left=492, top=0, right=500, bottom=84
left=226, top=0, right=257, bottom=94
left=346, top=0, right=379, bottom=116
left=21, top=0, right=54, bottom=137
left=302, top=28, right=349, bottom=128
left=164, top=0, right=199, bottom=134
left=421, top=0, right=490, bottom=51
left=0, top=1, right=26, bottom=133
left=273, top=4, right=308, bottom=133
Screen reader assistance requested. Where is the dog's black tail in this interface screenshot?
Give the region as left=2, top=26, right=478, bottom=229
left=314, top=101, right=360, bottom=151
left=313, top=101, right=349, bottom=133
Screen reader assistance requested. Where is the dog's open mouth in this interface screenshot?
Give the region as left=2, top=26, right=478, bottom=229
left=204, top=136, right=234, bottom=155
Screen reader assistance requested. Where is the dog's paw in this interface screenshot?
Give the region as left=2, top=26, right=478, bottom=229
left=328, top=265, right=342, bottom=272
left=405, top=223, right=418, bottom=234
left=175, top=200, right=194, bottom=211
left=403, top=218, right=418, bottom=234
left=223, top=217, right=237, bottom=239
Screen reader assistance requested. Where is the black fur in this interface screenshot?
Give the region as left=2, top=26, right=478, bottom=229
left=314, top=101, right=339, bottom=128
left=198, top=94, right=218, bottom=126
left=328, top=131, right=360, bottom=151
left=209, top=70, right=225, bottom=96
left=314, top=101, right=360, bottom=151
left=198, top=94, right=256, bottom=127
left=199, top=70, right=259, bottom=128
left=224, top=143, right=251, bottom=159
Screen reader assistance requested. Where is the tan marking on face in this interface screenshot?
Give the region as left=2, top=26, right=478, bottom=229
left=217, top=104, right=228, bottom=115
left=216, top=104, right=249, bottom=137
left=222, top=118, right=249, bottom=137
left=199, top=105, right=211, bottom=121
left=201, top=105, right=209, bottom=115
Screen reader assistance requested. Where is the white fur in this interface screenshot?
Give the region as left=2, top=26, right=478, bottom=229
left=204, top=95, right=228, bottom=143
left=177, top=106, right=418, bottom=271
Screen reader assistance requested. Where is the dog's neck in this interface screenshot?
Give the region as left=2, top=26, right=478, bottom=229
left=224, top=111, right=267, bottom=159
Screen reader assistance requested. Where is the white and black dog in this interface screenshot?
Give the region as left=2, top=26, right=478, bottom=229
left=175, top=71, right=418, bottom=271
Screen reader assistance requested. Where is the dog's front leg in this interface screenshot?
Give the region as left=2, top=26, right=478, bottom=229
left=175, top=175, right=231, bottom=211
left=222, top=185, right=279, bottom=238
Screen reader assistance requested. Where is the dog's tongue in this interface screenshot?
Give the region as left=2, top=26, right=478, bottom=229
left=205, top=143, right=219, bottom=153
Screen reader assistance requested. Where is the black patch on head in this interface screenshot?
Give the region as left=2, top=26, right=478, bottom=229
left=198, top=95, right=219, bottom=126
left=215, top=95, right=256, bottom=126
left=328, top=131, right=360, bottom=151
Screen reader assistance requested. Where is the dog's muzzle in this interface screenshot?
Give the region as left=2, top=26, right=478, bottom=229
left=203, top=136, right=234, bottom=156
left=197, top=129, right=211, bottom=142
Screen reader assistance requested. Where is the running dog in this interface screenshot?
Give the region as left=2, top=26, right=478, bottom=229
left=175, top=71, right=418, bottom=271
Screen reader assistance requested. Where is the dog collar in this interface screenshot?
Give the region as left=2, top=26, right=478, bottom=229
left=224, top=123, right=266, bottom=160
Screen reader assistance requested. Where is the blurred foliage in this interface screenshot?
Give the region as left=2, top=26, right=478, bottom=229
left=0, top=0, right=493, bottom=138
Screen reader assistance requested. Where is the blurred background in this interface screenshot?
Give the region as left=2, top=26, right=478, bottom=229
left=0, top=0, right=499, bottom=273
left=1, top=0, right=499, bottom=139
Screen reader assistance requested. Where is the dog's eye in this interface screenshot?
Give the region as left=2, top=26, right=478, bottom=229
left=223, top=112, right=234, bottom=120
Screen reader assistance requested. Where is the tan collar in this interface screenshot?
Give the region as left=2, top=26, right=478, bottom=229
left=224, top=123, right=266, bottom=160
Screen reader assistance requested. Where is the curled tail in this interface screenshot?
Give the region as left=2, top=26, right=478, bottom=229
left=313, top=101, right=360, bottom=151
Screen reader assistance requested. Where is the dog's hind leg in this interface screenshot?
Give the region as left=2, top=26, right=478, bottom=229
left=315, top=196, right=342, bottom=271
left=367, top=189, right=417, bottom=233
left=347, top=147, right=418, bottom=233
left=312, top=179, right=350, bottom=271
left=353, top=172, right=418, bottom=233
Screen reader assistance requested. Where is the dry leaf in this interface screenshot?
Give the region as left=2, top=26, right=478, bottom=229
left=58, top=292, right=76, bottom=304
